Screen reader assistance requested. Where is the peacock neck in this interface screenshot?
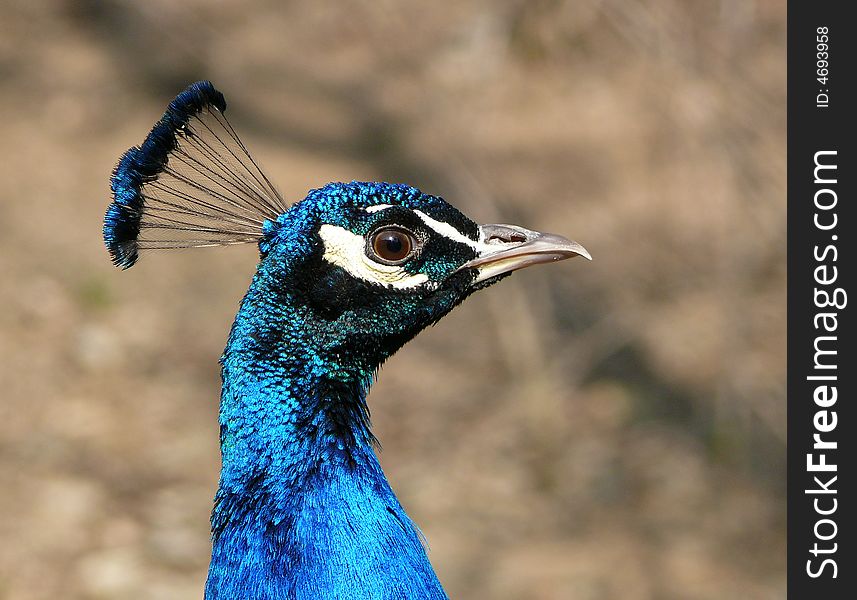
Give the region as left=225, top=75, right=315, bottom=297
left=205, top=264, right=447, bottom=600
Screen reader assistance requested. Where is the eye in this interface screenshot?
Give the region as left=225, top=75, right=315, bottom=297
left=368, top=227, right=417, bottom=265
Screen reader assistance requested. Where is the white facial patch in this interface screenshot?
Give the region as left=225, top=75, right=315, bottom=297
left=318, top=224, right=429, bottom=289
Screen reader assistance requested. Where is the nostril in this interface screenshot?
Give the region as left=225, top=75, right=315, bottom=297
left=486, top=232, right=527, bottom=244
left=480, top=224, right=533, bottom=245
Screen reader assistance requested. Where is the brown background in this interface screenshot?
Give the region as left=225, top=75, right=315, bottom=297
left=0, top=1, right=785, bottom=598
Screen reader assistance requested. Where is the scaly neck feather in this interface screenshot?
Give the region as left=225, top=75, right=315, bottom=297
left=205, top=257, right=447, bottom=600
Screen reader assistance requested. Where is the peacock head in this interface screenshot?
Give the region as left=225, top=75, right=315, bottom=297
left=247, top=181, right=589, bottom=356
left=104, top=82, right=589, bottom=361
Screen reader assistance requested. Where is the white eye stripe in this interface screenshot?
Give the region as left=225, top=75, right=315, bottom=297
left=413, top=210, right=493, bottom=252
left=318, top=224, right=428, bottom=290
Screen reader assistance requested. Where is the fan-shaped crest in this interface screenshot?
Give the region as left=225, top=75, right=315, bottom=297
left=104, top=81, right=287, bottom=268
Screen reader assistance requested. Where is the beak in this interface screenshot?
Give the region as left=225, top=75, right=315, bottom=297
left=457, top=223, right=591, bottom=284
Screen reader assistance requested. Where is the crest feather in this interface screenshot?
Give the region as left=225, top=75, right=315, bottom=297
left=104, top=81, right=287, bottom=268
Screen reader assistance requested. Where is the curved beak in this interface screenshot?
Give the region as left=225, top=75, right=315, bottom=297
left=457, top=223, right=591, bottom=284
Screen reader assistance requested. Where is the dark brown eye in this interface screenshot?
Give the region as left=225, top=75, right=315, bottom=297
left=369, top=228, right=415, bottom=264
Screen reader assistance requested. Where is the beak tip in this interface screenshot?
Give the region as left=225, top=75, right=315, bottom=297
left=567, top=241, right=592, bottom=262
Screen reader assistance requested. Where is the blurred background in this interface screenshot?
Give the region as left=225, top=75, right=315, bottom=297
left=0, top=1, right=785, bottom=599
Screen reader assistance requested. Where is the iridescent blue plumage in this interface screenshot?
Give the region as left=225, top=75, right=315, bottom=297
left=105, top=83, right=589, bottom=600
left=209, top=182, right=477, bottom=599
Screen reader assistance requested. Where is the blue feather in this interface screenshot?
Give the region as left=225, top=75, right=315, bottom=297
left=208, top=189, right=453, bottom=599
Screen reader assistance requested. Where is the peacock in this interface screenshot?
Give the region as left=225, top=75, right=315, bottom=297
left=104, top=81, right=590, bottom=600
